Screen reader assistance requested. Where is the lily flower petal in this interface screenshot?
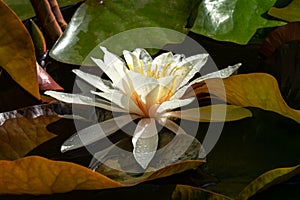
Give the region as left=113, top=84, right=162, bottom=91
left=178, top=54, right=209, bottom=88
left=132, top=48, right=153, bottom=68
left=157, top=97, right=195, bottom=114
left=189, top=63, right=241, bottom=86
left=100, top=46, right=128, bottom=77
left=132, top=118, right=158, bottom=169
left=91, top=90, right=144, bottom=116
left=61, top=114, right=139, bottom=152
left=168, top=104, right=252, bottom=122
left=72, top=69, right=113, bottom=93
left=44, top=91, right=125, bottom=112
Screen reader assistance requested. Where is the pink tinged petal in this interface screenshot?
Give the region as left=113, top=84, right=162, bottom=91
left=91, top=90, right=144, bottom=116
left=61, top=114, right=139, bottom=152
left=189, top=63, right=242, bottom=86
left=72, top=69, right=113, bottom=93
left=37, top=63, right=63, bottom=90
left=178, top=54, right=209, bottom=88
left=132, top=118, right=158, bottom=169
left=44, top=91, right=125, bottom=112
left=156, top=97, right=195, bottom=114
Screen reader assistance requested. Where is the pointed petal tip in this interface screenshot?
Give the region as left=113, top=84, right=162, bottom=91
left=99, top=46, right=107, bottom=52
left=60, top=144, right=72, bottom=153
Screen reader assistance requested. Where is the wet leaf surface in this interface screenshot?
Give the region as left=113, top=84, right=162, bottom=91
left=50, top=0, right=200, bottom=65
left=191, top=0, right=285, bottom=44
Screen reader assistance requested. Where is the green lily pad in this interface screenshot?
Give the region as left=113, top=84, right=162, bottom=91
left=50, top=0, right=199, bottom=65
left=3, top=0, right=81, bottom=20
left=191, top=0, right=286, bottom=44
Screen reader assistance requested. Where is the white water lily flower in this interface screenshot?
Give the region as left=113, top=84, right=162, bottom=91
left=45, top=47, right=243, bottom=169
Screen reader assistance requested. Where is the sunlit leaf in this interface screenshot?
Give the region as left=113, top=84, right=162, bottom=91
left=168, top=104, right=252, bottom=122
left=268, top=0, right=300, bottom=22
left=0, top=1, right=40, bottom=99
left=172, top=185, right=233, bottom=200
left=191, top=73, right=300, bottom=123
left=191, top=0, right=285, bottom=44
left=0, top=156, right=122, bottom=195
left=50, top=0, right=200, bottom=65
left=237, top=164, right=300, bottom=200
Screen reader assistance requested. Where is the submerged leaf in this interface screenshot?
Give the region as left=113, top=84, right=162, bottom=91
left=268, top=0, right=300, bottom=22
left=172, top=185, right=233, bottom=200
left=0, top=156, right=122, bottom=195
left=0, top=1, right=40, bottom=99
left=259, top=22, right=300, bottom=58
left=237, top=164, right=300, bottom=200
left=192, top=73, right=300, bottom=123
left=191, top=0, right=285, bottom=44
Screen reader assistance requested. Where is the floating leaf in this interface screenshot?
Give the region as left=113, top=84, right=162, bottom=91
left=50, top=0, right=199, bottom=65
left=0, top=1, right=40, bottom=99
left=0, top=156, right=122, bottom=195
left=268, top=0, right=300, bottom=22
left=168, top=104, right=252, bottom=122
left=191, top=0, right=286, bottom=44
left=0, top=114, right=59, bottom=160
left=0, top=103, right=73, bottom=160
left=172, top=185, right=233, bottom=200
left=237, top=164, right=300, bottom=200
left=192, top=73, right=300, bottom=123
left=194, top=106, right=300, bottom=198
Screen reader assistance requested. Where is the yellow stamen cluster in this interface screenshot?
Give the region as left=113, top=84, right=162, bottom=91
left=128, top=61, right=180, bottom=79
